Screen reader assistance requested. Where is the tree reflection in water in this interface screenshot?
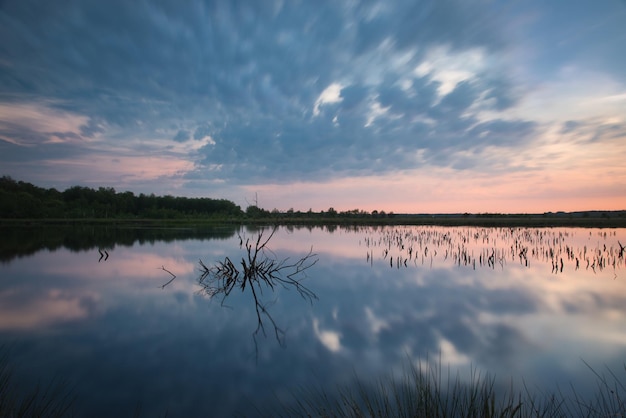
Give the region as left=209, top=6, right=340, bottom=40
left=197, top=227, right=318, bottom=354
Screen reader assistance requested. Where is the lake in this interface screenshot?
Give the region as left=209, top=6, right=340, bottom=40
left=1, top=224, right=625, bottom=417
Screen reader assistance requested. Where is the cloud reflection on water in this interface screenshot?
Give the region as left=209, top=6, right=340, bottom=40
left=268, top=226, right=626, bottom=396
left=0, top=225, right=624, bottom=416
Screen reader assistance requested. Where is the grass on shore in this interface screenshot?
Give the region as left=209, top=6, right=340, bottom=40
left=243, top=215, right=626, bottom=228
left=2, top=211, right=626, bottom=228
left=267, top=358, right=626, bottom=418
left=2, top=346, right=625, bottom=417
left=0, top=347, right=75, bottom=418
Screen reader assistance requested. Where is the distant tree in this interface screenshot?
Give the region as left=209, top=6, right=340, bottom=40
left=0, top=176, right=244, bottom=219
left=246, top=205, right=268, bottom=218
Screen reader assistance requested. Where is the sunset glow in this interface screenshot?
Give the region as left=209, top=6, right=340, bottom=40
left=1, top=1, right=624, bottom=213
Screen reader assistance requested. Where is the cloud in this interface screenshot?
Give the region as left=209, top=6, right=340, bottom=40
left=313, top=83, right=344, bottom=117
left=415, top=45, right=487, bottom=98
left=193, top=124, right=216, bottom=143
left=313, top=317, right=342, bottom=352
left=0, top=100, right=90, bottom=145
left=1, top=1, right=512, bottom=185
left=0, top=0, right=624, bottom=211
left=173, top=129, right=190, bottom=143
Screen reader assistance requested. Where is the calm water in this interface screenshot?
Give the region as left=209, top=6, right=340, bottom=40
left=1, top=225, right=625, bottom=417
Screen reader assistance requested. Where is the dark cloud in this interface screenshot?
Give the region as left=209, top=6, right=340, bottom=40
left=338, top=85, right=369, bottom=111
left=378, top=78, right=439, bottom=118
left=467, top=119, right=537, bottom=147
left=522, top=1, right=626, bottom=84
left=79, top=118, right=105, bottom=137
left=561, top=120, right=581, bottom=134
left=172, top=129, right=190, bottom=143
left=351, top=0, right=506, bottom=55
left=559, top=119, right=626, bottom=145
left=437, top=81, right=480, bottom=114
left=192, top=124, right=212, bottom=141
left=482, top=75, right=520, bottom=111
left=0, top=140, right=67, bottom=164
left=0, top=120, right=49, bottom=146
left=0, top=0, right=540, bottom=185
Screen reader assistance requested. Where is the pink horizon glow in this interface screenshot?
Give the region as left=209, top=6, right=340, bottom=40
left=1, top=2, right=626, bottom=215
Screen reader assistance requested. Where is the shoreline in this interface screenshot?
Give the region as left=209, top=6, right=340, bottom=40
left=1, top=214, right=626, bottom=228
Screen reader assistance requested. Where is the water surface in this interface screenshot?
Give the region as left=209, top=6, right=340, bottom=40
left=1, top=225, right=625, bottom=416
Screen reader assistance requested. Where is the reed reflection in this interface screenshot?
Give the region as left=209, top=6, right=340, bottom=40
left=359, top=226, right=625, bottom=277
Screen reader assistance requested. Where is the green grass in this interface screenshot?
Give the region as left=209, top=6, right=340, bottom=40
left=2, top=346, right=625, bottom=417
left=2, top=210, right=626, bottom=228
left=0, top=347, right=75, bottom=418
left=265, top=358, right=626, bottom=418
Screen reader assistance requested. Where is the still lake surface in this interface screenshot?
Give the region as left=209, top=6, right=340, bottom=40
left=1, top=224, right=625, bottom=416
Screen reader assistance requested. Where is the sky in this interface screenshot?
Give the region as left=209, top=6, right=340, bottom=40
left=1, top=0, right=625, bottom=214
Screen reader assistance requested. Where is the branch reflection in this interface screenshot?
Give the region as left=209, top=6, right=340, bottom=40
left=197, top=227, right=318, bottom=355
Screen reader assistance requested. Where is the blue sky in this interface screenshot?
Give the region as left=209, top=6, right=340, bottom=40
left=1, top=0, right=625, bottom=213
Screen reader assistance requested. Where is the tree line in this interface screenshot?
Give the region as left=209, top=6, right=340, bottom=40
left=0, top=176, right=394, bottom=220
left=0, top=176, right=242, bottom=219
left=2, top=176, right=624, bottom=226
